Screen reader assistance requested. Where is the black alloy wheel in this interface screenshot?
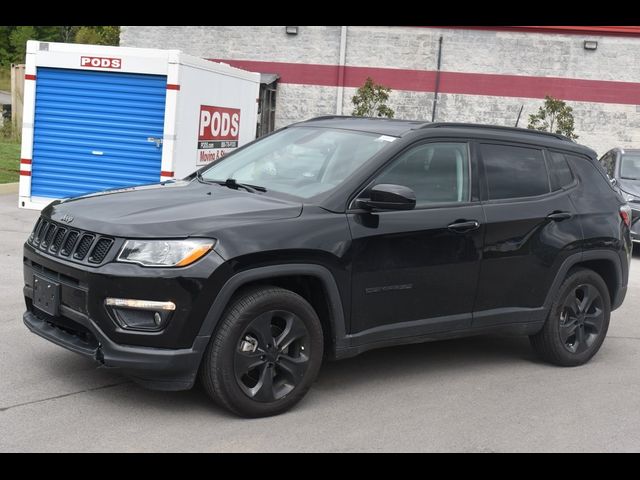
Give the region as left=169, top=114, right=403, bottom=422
left=558, top=284, right=605, bottom=354
left=200, top=286, right=323, bottom=417
left=234, top=310, right=310, bottom=402
left=530, top=268, right=611, bottom=367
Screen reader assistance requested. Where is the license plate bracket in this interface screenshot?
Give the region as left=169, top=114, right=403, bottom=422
left=33, top=274, right=60, bottom=316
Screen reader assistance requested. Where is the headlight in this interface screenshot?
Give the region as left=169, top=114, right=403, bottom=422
left=117, top=239, right=215, bottom=267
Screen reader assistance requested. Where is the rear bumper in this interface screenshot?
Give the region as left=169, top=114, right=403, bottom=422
left=23, top=307, right=209, bottom=391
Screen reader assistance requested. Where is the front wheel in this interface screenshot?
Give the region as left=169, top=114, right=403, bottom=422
left=200, top=286, right=324, bottom=417
left=530, top=268, right=611, bottom=366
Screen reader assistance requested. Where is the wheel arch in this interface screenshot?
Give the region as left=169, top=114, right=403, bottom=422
left=544, top=250, right=625, bottom=311
left=197, top=264, right=348, bottom=356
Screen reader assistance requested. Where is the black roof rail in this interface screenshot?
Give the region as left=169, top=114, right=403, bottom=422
left=305, top=115, right=426, bottom=123
left=421, top=122, right=574, bottom=142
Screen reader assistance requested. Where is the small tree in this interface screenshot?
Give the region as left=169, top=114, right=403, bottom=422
left=528, top=95, right=578, bottom=140
left=351, top=77, right=394, bottom=118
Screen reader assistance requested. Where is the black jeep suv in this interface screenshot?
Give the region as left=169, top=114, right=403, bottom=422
left=23, top=117, right=631, bottom=417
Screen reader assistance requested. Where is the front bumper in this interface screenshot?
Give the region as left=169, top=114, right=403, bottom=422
left=22, top=242, right=228, bottom=390
left=23, top=308, right=208, bottom=390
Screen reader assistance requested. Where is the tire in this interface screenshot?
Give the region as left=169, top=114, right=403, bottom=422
left=200, top=286, right=324, bottom=417
left=530, top=267, right=611, bottom=366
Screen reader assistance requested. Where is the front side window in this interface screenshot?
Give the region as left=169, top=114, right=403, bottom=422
left=200, top=126, right=393, bottom=199
left=620, top=153, right=640, bottom=180
left=371, top=142, right=470, bottom=207
left=481, top=143, right=549, bottom=200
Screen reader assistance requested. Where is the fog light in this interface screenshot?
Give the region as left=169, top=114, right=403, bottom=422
left=105, top=298, right=175, bottom=331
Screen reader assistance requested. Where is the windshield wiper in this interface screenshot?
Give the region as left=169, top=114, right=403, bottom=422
left=220, top=178, right=267, bottom=193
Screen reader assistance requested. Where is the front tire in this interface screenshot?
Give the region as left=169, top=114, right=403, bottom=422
left=530, top=268, right=611, bottom=366
left=200, top=286, right=324, bottom=417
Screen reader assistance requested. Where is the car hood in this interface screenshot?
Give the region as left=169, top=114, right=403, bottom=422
left=618, top=178, right=640, bottom=198
left=42, top=180, right=303, bottom=238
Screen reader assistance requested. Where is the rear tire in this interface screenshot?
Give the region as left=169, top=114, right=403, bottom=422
left=530, top=268, right=610, bottom=366
left=200, top=286, right=324, bottom=417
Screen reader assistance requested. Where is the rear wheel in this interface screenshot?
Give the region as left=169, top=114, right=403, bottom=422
left=200, top=286, right=324, bottom=417
left=530, top=268, right=610, bottom=366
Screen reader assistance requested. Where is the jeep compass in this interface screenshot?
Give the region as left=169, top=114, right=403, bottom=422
left=23, top=117, right=631, bottom=417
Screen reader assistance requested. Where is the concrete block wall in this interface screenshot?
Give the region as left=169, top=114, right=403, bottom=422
left=121, top=26, right=640, bottom=156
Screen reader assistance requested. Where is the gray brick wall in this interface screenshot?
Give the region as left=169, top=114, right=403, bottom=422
left=121, top=26, right=640, bottom=156
left=121, top=26, right=341, bottom=64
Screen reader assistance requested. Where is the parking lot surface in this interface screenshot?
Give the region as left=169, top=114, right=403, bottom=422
left=1, top=192, right=640, bottom=452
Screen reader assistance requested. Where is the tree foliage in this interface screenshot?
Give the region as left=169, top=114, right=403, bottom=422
left=528, top=95, right=578, bottom=140
left=351, top=77, right=395, bottom=118
left=0, top=26, right=120, bottom=66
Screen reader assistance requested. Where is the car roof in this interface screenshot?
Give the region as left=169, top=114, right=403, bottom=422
left=298, top=116, right=429, bottom=136
left=294, top=116, right=595, bottom=156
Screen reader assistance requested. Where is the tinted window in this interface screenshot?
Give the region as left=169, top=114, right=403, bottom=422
left=481, top=144, right=550, bottom=200
left=547, top=151, right=574, bottom=190
left=373, top=142, right=470, bottom=206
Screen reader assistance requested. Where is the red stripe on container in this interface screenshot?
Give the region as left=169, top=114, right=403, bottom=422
left=20, top=171, right=31, bottom=176
left=25, top=74, right=36, bottom=80
left=166, top=84, right=180, bottom=90
left=20, top=159, right=32, bottom=165
left=161, top=171, right=174, bottom=177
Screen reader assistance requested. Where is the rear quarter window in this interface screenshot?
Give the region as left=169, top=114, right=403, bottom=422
left=547, top=151, right=575, bottom=190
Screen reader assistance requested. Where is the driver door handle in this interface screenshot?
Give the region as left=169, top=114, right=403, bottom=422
left=447, top=220, right=480, bottom=233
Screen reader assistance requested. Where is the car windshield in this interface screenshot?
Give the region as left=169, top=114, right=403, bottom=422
left=620, top=153, right=640, bottom=180
left=199, top=126, right=394, bottom=199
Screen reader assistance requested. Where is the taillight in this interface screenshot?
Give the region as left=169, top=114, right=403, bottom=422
left=620, top=204, right=632, bottom=227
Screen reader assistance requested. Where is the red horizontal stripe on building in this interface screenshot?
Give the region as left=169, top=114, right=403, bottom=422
left=20, top=171, right=31, bottom=176
left=25, top=74, right=36, bottom=81
left=166, top=84, right=180, bottom=90
left=160, top=171, right=174, bottom=177
left=211, top=59, right=640, bottom=105
left=20, top=159, right=32, bottom=165
left=427, top=26, right=640, bottom=37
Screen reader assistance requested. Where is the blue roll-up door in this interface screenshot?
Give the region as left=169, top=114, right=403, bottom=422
left=31, top=67, right=167, bottom=198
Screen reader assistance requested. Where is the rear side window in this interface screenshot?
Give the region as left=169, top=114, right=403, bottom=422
left=480, top=144, right=550, bottom=200
left=547, top=151, right=575, bottom=190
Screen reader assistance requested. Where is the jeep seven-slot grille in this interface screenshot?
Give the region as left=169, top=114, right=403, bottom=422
left=73, top=234, right=94, bottom=260
left=88, top=238, right=114, bottom=264
left=28, top=217, right=115, bottom=266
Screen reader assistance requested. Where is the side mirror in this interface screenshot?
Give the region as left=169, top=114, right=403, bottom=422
left=356, top=184, right=416, bottom=211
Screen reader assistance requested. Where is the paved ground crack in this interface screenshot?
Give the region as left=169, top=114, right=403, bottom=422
left=0, top=381, right=130, bottom=412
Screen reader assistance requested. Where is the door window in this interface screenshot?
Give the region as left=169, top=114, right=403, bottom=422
left=481, top=144, right=550, bottom=200
left=372, top=142, right=470, bottom=207
left=547, top=151, right=575, bottom=190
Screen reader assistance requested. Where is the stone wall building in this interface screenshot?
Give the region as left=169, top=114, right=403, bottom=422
left=120, top=26, right=640, bottom=155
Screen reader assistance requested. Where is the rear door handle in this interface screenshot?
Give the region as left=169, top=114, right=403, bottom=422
left=447, top=220, right=480, bottom=233
left=547, top=211, right=573, bottom=221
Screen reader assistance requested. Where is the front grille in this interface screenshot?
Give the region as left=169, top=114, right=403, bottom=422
left=61, top=231, right=79, bottom=256
left=50, top=227, right=67, bottom=253
left=27, top=217, right=115, bottom=266
left=89, top=238, right=113, bottom=264
left=73, top=234, right=95, bottom=260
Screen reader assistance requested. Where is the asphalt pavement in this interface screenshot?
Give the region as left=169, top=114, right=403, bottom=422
left=1, top=192, right=640, bottom=452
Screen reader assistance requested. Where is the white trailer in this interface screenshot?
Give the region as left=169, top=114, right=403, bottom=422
left=19, top=41, right=260, bottom=209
